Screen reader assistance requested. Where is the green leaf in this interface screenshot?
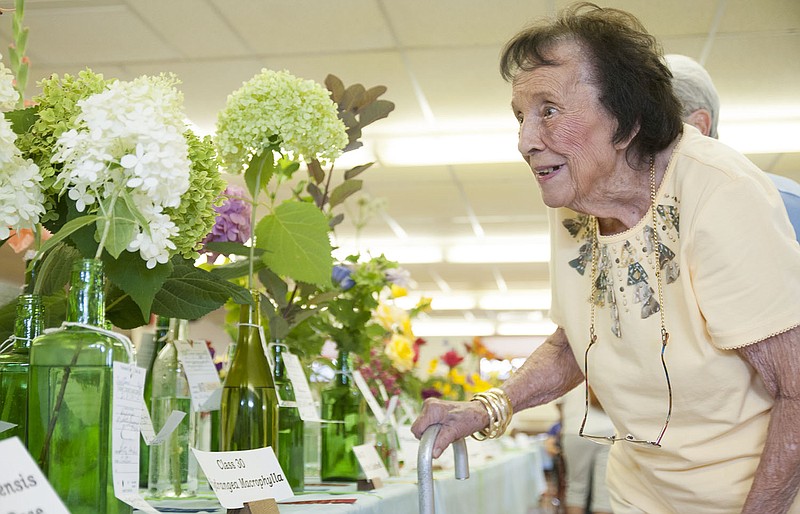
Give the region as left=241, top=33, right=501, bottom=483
left=306, top=182, right=323, bottom=206
left=329, top=213, right=344, bottom=229
left=340, top=83, right=367, bottom=112
left=358, top=99, right=395, bottom=127
left=258, top=268, right=288, bottom=309
left=28, top=215, right=98, bottom=273
left=96, top=197, right=137, bottom=259
left=254, top=202, right=333, bottom=287
left=34, top=242, right=81, bottom=296
left=0, top=299, right=15, bottom=343
left=245, top=149, right=275, bottom=198
left=329, top=179, right=362, bottom=208
left=261, top=298, right=289, bottom=340
left=104, top=251, right=172, bottom=319
left=105, top=286, right=149, bottom=329
left=152, top=263, right=252, bottom=320
left=344, top=163, right=373, bottom=180
left=209, top=257, right=265, bottom=280
left=43, top=293, right=67, bottom=329
left=363, top=85, right=388, bottom=105
left=5, top=106, right=37, bottom=135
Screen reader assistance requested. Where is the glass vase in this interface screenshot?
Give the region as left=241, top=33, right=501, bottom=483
left=0, top=293, right=44, bottom=445
left=139, top=316, right=170, bottom=488
left=220, top=291, right=278, bottom=452
left=148, top=318, right=198, bottom=498
left=27, top=258, right=133, bottom=514
left=374, top=422, right=401, bottom=477
left=272, top=342, right=304, bottom=492
left=320, top=350, right=366, bottom=481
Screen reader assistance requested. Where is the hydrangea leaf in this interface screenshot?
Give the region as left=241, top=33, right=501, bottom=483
left=151, top=261, right=252, bottom=320
left=245, top=149, right=275, bottom=199
left=254, top=202, right=333, bottom=287
left=34, top=242, right=81, bottom=296
left=97, top=197, right=138, bottom=259
left=104, top=251, right=172, bottom=319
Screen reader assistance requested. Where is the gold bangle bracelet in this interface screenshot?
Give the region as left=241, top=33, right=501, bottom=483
left=470, top=388, right=513, bottom=440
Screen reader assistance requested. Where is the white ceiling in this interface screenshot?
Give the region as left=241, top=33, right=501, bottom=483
left=0, top=0, right=798, bottom=338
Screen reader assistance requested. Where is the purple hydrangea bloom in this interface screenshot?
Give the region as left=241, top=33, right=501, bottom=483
left=202, top=185, right=252, bottom=256
left=332, top=265, right=355, bottom=290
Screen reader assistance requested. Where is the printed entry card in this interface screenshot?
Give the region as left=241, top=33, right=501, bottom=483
left=0, top=436, right=70, bottom=513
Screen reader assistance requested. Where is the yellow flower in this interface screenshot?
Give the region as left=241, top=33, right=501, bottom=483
left=416, top=296, right=433, bottom=313
left=390, top=283, right=408, bottom=298
left=400, top=316, right=414, bottom=338
left=385, top=333, right=415, bottom=372
left=450, top=368, right=467, bottom=386
left=427, top=358, right=439, bottom=375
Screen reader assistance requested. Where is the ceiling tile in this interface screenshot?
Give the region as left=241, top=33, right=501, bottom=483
left=720, top=0, right=800, bottom=32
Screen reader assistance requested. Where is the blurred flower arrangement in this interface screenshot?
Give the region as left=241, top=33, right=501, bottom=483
left=203, top=69, right=395, bottom=351
left=355, top=287, right=431, bottom=403
left=422, top=337, right=503, bottom=401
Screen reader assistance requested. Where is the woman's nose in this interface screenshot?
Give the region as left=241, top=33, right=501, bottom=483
left=518, top=117, right=544, bottom=157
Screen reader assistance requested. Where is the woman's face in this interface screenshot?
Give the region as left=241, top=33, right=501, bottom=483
left=512, top=41, right=630, bottom=213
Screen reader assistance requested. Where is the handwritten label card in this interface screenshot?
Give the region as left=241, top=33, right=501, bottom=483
left=174, top=340, right=222, bottom=412
left=352, top=443, right=389, bottom=481
left=352, top=370, right=386, bottom=425
left=283, top=352, right=321, bottom=422
left=0, top=436, right=70, bottom=513
left=0, top=420, right=16, bottom=434
left=192, top=446, right=293, bottom=509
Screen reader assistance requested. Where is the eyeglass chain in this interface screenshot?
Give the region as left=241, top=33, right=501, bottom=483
left=588, top=154, right=670, bottom=353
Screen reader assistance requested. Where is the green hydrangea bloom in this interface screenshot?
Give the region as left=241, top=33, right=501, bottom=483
left=15, top=69, right=110, bottom=222
left=216, top=69, right=348, bottom=173
left=166, top=131, right=226, bottom=259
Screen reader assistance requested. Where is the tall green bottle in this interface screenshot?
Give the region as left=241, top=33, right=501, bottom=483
left=320, top=349, right=366, bottom=481
left=139, top=315, right=170, bottom=488
left=220, top=291, right=278, bottom=452
left=0, top=293, right=44, bottom=444
left=272, top=342, right=304, bottom=491
left=27, top=258, right=133, bottom=514
left=148, top=319, right=198, bottom=497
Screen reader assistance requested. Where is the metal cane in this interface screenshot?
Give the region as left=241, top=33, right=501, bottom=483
left=418, top=424, right=470, bottom=514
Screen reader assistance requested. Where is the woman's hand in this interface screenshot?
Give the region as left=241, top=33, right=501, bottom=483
left=411, top=397, right=490, bottom=458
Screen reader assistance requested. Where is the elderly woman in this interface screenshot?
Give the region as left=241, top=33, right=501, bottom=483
left=411, top=3, right=800, bottom=513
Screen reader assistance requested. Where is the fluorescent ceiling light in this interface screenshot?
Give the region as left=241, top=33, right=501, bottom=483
left=375, top=132, right=520, bottom=167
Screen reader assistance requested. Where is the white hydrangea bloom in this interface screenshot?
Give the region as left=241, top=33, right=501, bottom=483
left=0, top=54, right=19, bottom=111
left=0, top=55, right=44, bottom=241
left=52, top=74, right=191, bottom=265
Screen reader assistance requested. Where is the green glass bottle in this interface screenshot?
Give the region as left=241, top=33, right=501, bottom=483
left=0, top=294, right=44, bottom=444
left=139, top=315, right=170, bottom=488
left=320, top=349, right=366, bottom=481
left=148, top=318, right=198, bottom=498
left=220, top=291, right=278, bottom=452
left=27, top=258, right=133, bottom=514
left=272, top=342, right=304, bottom=492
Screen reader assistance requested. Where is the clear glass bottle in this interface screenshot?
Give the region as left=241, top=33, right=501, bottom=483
left=0, top=293, right=44, bottom=444
left=374, top=421, right=401, bottom=477
left=220, top=291, right=278, bottom=452
left=27, top=258, right=133, bottom=514
left=139, top=315, right=170, bottom=488
left=320, top=349, right=366, bottom=481
left=148, top=318, right=198, bottom=498
left=272, top=342, right=304, bottom=491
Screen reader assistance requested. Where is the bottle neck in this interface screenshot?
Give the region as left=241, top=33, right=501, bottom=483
left=13, top=293, right=43, bottom=350
left=167, top=318, right=189, bottom=343
left=272, top=341, right=287, bottom=381
left=236, top=291, right=262, bottom=349
left=67, top=259, right=106, bottom=326
left=334, top=349, right=352, bottom=386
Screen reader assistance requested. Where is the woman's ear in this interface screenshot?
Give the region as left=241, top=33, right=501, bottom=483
left=685, top=109, right=712, bottom=137
left=614, top=122, right=640, bottom=150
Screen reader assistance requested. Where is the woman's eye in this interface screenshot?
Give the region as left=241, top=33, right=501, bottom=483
left=516, top=113, right=524, bottom=124
left=543, top=106, right=557, bottom=118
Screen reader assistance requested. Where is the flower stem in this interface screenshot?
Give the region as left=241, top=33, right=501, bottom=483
left=95, top=183, right=121, bottom=260
left=38, top=344, right=81, bottom=468
left=248, top=159, right=263, bottom=291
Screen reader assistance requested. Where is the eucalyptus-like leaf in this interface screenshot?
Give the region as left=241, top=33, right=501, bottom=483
left=97, top=197, right=137, bottom=259
left=204, top=241, right=263, bottom=258
left=245, top=149, right=276, bottom=198
left=254, top=201, right=333, bottom=287
left=358, top=99, right=395, bottom=127
left=329, top=213, right=344, bottom=229
left=363, top=85, right=388, bottom=105
left=105, top=251, right=172, bottom=319
left=262, top=299, right=289, bottom=340
left=258, top=267, right=289, bottom=309
left=340, top=83, right=367, bottom=112
left=209, top=257, right=266, bottom=281
left=306, top=182, right=323, bottom=207
left=324, top=74, right=345, bottom=104
left=307, top=159, right=324, bottom=184
left=344, top=163, right=373, bottom=180
left=329, top=179, right=362, bottom=208
left=34, top=242, right=81, bottom=296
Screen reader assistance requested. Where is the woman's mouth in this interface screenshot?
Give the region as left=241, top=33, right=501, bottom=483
left=536, top=164, right=563, bottom=177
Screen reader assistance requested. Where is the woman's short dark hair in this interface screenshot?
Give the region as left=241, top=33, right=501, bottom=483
left=500, top=2, right=682, bottom=165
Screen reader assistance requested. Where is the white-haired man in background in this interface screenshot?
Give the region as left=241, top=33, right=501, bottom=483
left=666, top=54, right=800, bottom=241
